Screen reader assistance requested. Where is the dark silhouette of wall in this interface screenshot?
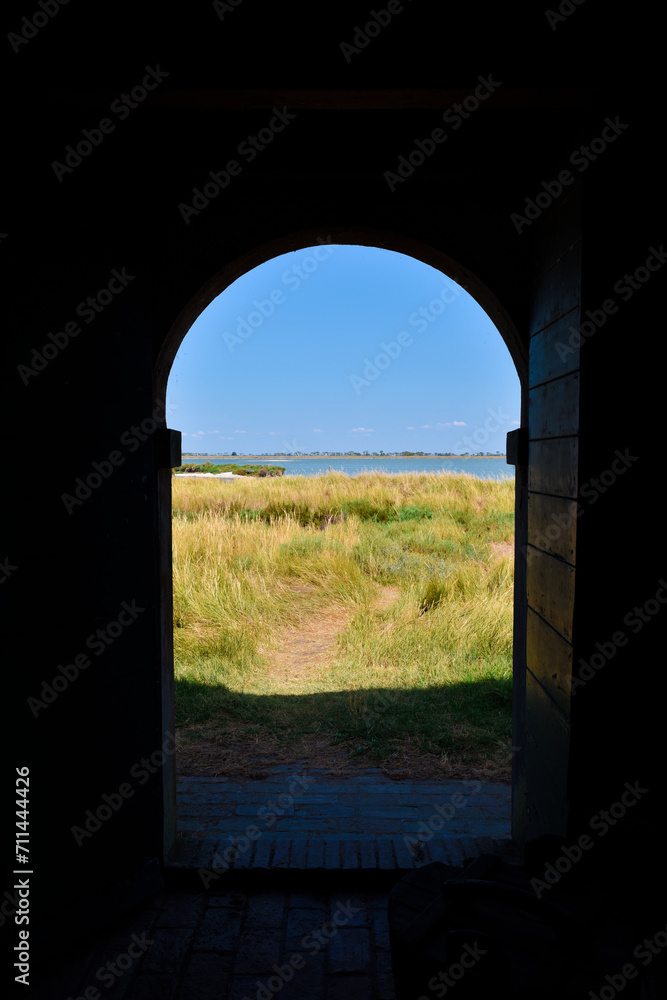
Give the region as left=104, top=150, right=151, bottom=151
left=3, top=3, right=664, bottom=966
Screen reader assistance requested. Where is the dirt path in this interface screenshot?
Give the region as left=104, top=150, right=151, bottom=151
left=259, top=584, right=401, bottom=688
left=259, top=602, right=350, bottom=687
left=489, top=541, right=514, bottom=558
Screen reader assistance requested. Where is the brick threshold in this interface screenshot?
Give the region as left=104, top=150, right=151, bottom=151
left=164, top=839, right=520, bottom=894
left=169, top=771, right=517, bottom=883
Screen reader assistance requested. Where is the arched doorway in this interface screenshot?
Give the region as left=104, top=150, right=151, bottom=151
left=155, top=227, right=528, bottom=861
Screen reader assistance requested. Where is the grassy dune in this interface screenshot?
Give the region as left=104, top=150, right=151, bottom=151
left=172, top=472, right=515, bottom=777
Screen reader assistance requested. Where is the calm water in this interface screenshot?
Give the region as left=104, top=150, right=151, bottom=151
left=181, top=456, right=514, bottom=480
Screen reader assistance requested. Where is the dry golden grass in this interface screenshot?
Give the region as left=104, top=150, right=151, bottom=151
left=172, top=472, right=515, bottom=778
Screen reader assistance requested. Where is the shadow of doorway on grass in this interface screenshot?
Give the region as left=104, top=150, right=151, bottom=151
left=174, top=676, right=513, bottom=783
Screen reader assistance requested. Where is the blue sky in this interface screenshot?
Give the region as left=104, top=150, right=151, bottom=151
left=166, top=244, right=521, bottom=455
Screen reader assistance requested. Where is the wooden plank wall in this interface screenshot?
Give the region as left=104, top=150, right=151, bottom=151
left=524, top=185, right=582, bottom=841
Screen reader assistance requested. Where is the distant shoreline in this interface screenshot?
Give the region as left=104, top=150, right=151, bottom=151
left=181, top=454, right=507, bottom=460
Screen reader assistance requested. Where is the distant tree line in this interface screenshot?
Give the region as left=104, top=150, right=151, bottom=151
left=182, top=450, right=506, bottom=457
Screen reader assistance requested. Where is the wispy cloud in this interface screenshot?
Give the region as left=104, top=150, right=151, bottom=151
left=312, top=429, right=323, bottom=433
left=435, top=420, right=467, bottom=428
left=351, top=427, right=374, bottom=433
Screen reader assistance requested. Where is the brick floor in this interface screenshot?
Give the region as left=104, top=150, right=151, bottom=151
left=171, top=768, right=513, bottom=874
left=29, top=771, right=517, bottom=999
left=30, top=885, right=404, bottom=1000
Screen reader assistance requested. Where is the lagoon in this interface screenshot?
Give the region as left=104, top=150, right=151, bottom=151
left=180, top=455, right=514, bottom=480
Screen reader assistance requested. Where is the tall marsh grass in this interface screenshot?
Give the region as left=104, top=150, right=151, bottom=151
left=172, top=472, right=515, bottom=770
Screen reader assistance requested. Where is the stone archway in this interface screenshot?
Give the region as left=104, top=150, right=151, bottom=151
left=155, top=226, right=527, bottom=394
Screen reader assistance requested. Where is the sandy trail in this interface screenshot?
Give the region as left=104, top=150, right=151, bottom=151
left=259, top=584, right=401, bottom=687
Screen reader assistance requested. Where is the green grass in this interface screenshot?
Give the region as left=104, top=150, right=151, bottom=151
left=172, top=471, right=515, bottom=773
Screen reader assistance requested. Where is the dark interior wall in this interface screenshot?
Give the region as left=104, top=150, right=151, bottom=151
left=3, top=1, right=664, bottom=964
left=524, top=180, right=582, bottom=841
left=569, top=110, right=665, bottom=897
left=518, top=103, right=666, bottom=920
left=4, top=245, right=166, bottom=952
